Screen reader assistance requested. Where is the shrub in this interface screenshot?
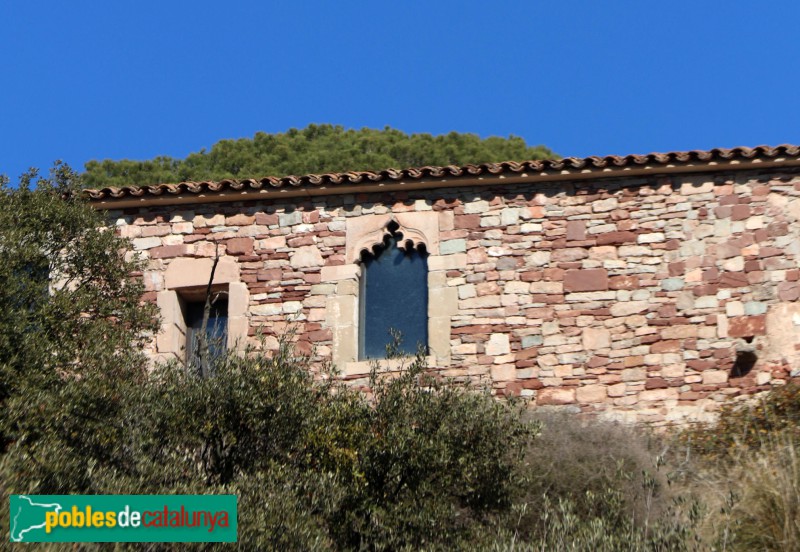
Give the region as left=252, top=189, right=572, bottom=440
left=681, top=382, right=800, bottom=458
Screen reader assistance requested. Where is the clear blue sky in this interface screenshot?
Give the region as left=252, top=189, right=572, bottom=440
left=2, top=1, right=799, bottom=184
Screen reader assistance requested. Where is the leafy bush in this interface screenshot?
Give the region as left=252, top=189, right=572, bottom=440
left=681, top=382, right=800, bottom=457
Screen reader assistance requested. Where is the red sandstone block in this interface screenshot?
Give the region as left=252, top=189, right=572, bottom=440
left=543, top=268, right=564, bottom=281
left=719, top=194, right=739, bottom=206
left=714, top=206, right=732, bottom=218
left=520, top=271, right=542, bottom=282
left=778, top=282, right=800, bottom=301
left=731, top=204, right=751, bottom=221
left=564, top=268, right=608, bottom=292
left=668, top=262, right=685, bottom=277
left=719, top=272, right=747, bottom=288
left=645, top=377, right=669, bottom=390
left=596, top=231, right=637, bottom=246
left=454, top=214, right=481, bottom=229
left=651, top=340, right=680, bottom=353
left=767, top=222, right=789, bottom=237
left=537, top=388, right=576, bottom=406
left=257, top=269, right=282, bottom=281
left=744, top=260, right=761, bottom=272
left=255, top=213, right=278, bottom=225
left=516, top=348, right=538, bottom=361
left=523, top=379, right=544, bottom=390
left=566, top=220, right=586, bottom=241
left=150, top=245, right=188, bottom=259
left=728, top=315, right=767, bottom=338
left=226, top=237, right=254, bottom=255
left=759, top=247, right=782, bottom=258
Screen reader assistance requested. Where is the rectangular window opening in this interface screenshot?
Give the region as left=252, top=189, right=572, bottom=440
left=179, top=287, right=229, bottom=376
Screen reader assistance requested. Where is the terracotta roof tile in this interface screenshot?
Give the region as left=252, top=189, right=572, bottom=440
left=85, top=144, right=800, bottom=203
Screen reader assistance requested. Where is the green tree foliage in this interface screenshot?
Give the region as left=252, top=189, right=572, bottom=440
left=0, top=165, right=158, bottom=461
left=82, top=125, right=556, bottom=187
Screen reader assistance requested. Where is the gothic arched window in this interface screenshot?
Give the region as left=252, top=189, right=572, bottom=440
left=358, top=229, right=428, bottom=360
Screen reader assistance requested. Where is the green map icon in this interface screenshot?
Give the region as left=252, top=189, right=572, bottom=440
left=9, top=495, right=63, bottom=542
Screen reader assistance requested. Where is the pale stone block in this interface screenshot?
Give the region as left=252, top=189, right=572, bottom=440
left=491, top=364, right=516, bottom=381
left=662, top=325, right=698, bottom=339
left=320, top=264, right=359, bottom=282
left=577, top=384, right=607, bottom=403
left=337, top=279, right=358, bottom=296
left=251, top=303, right=283, bottom=316
left=609, top=301, right=649, bottom=317
left=326, top=295, right=357, bottom=327
left=662, top=364, right=686, bottom=378
left=428, top=254, right=467, bottom=271
left=283, top=301, right=303, bottom=314
left=527, top=251, right=551, bottom=266
left=519, top=222, right=544, bottom=234
left=133, top=237, right=162, bottom=250
left=500, top=208, right=520, bottom=225
left=259, top=236, right=287, bottom=249
left=554, top=365, right=573, bottom=378
left=505, top=281, right=530, bottom=294
left=460, top=296, right=501, bottom=309
left=451, top=342, right=477, bottom=355
left=464, top=200, right=489, bottom=214
left=638, top=232, right=665, bottom=244
left=429, top=287, right=458, bottom=317
left=440, top=239, right=466, bottom=255
left=725, top=301, right=744, bottom=316
left=165, top=256, right=240, bottom=289
left=334, top=325, right=357, bottom=366
left=723, top=256, right=744, bottom=272
left=458, top=284, right=477, bottom=299
left=439, top=211, right=454, bottom=231
left=607, top=383, right=627, bottom=397
left=695, top=296, right=718, bottom=309
left=193, top=213, right=225, bottom=227
left=227, top=316, right=249, bottom=350
left=290, top=245, right=324, bottom=269
left=622, top=368, right=646, bottom=382
left=343, top=360, right=372, bottom=377
left=702, top=370, right=729, bottom=385
left=119, top=225, right=142, bottom=238
left=681, top=180, right=714, bottom=195
left=639, top=388, right=679, bottom=401
left=310, top=284, right=336, bottom=295
left=531, top=281, right=563, bottom=294
left=428, top=271, right=447, bottom=289
left=582, top=327, right=611, bottom=350
left=279, top=211, right=302, bottom=227
left=172, top=222, right=194, bottom=234
left=593, top=198, right=618, bottom=212
left=162, top=234, right=184, bottom=246
left=228, top=282, right=250, bottom=317
left=157, top=322, right=185, bottom=356
left=156, top=290, right=184, bottom=329
left=486, top=333, right=510, bottom=356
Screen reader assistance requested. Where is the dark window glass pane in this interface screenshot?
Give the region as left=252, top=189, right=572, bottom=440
left=186, top=299, right=228, bottom=371
left=359, top=236, right=428, bottom=359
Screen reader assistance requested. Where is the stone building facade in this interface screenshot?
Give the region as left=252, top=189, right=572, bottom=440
left=87, top=145, right=800, bottom=425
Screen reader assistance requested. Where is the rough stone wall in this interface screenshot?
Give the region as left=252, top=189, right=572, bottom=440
left=109, top=167, right=800, bottom=425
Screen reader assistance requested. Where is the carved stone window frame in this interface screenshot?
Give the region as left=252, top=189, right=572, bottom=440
left=323, top=212, right=458, bottom=377
left=153, top=256, right=250, bottom=363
